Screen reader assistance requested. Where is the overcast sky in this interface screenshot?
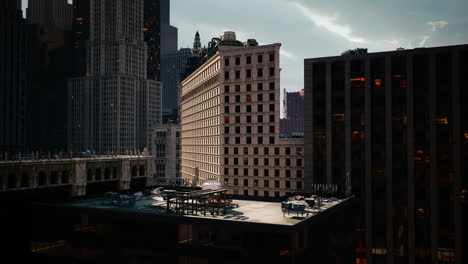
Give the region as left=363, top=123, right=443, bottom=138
left=22, top=0, right=468, bottom=93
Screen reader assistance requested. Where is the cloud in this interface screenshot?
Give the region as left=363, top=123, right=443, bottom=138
left=289, top=1, right=369, bottom=44
left=419, top=35, right=430, bottom=46
left=427, top=20, right=448, bottom=32
left=280, top=49, right=297, bottom=60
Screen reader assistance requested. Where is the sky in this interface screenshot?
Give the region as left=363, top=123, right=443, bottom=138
left=22, top=0, right=468, bottom=93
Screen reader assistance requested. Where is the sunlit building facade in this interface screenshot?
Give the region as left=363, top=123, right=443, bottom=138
left=304, top=45, right=468, bottom=264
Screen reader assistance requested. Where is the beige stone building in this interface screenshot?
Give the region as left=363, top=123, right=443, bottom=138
left=180, top=32, right=304, bottom=197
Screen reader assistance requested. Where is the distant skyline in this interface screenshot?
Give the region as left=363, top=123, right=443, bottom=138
left=22, top=0, right=468, bottom=92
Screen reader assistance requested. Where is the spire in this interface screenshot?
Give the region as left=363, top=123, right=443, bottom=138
left=193, top=30, right=202, bottom=51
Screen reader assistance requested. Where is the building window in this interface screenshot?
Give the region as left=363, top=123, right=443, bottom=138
left=258, top=54, right=263, bottom=63
left=285, top=159, right=291, bottom=166
left=258, top=68, right=263, bottom=77
left=246, top=94, right=252, bottom=102
left=254, top=158, right=259, bottom=165
left=258, top=115, right=263, bottom=123
left=224, top=158, right=229, bottom=165
left=244, top=190, right=249, bottom=196
left=225, top=85, right=230, bottom=93
left=235, top=116, right=240, bottom=123
left=297, top=159, right=302, bottom=166
left=270, top=137, right=275, bottom=144
left=247, top=116, right=252, bottom=123
left=286, top=148, right=291, bottom=155
left=234, top=147, right=239, bottom=154
left=275, top=158, right=280, bottom=166
left=286, top=170, right=291, bottom=178
left=269, top=53, right=274, bottom=62
left=258, top=83, right=263, bottom=90
left=296, top=148, right=303, bottom=155
left=224, top=96, right=230, bottom=103
left=233, top=158, right=238, bottom=165
left=244, top=168, right=249, bottom=176
left=257, top=94, right=263, bottom=102
left=258, top=126, right=263, bottom=133
left=225, top=58, right=230, bottom=66
left=269, top=126, right=275, bottom=133
left=224, top=106, right=230, bottom=113
left=224, top=168, right=229, bottom=175
left=246, top=69, right=251, bottom=78
left=247, top=105, right=252, bottom=112
left=269, top=104, right=275, bottom=112
left=269, top=67, right=275, bottom=76
left=254, top=169, right=259, bottom=176
left=235, top=105, right=240, bottom=113
left=234, top=178, right=238, bottom=186
left=244, top=158, right=249, bottom=165
left=225, top=71, right=230, bottom=80
left=275, top=147, right=280, bottom=155
left=264, top=158, right=269, bottom=166
left=224, top=116, right=230, bottom=123
left=235, top=126, right=241, bottom=133
left=247, top=126, right=252, bottom=133
left=235, top=85, right=240, bottom=92
left=296, top=181, right=303, bottom=189
left=297, top=170, right=303, bottom=178
left=225, top=137, right=230, bottom=144
left=258, top=104, right=263, bottom=112
left=275, top=170, right=280, bottom=177
left=275, top=180, right=280, bottom=188
left=246, top=84, right=252, bottom=91
left=269, top=82, right=275, bottom=90
left=234, top=168, right=239, bottom=176
left=234, top=189, right=239, bottom=195
left=269, top=93, right=275, bottom=101
left=235, top=137, right=241, bottom=144
left=235, top=70, right=240, bottom=79
left=254, top=147, right=258, bottom=155
left=247, top=137, right=252, bottom=144
left=269, top=115, right=275, bottom=122
left=258, top=136, right=263, bottom=144
left=286, top=181, right=291, bottom=188
left=224, top=127, right=230, bottom=134
left=224, top=178, right=229, bottom=185
left=264, top=147, right=269, bottom=155
left=247, top=56, right=251, bottom=64
left=254, top=180, right=259, bottom=187
left=236, top=57, right=240, bottom=65
left=224, top=147, right=229, bottom=155
left=244, top=179, right=249, bottom=187
left=235, top=95, right=240, bottom=103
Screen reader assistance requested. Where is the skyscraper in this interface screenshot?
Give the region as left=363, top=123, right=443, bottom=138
left=0, top=0, right=31, bottom=153
left=71, top=0, right=90, bottom=77
left=280, top=89, right=304, bottom=136
left=69, top=0, right=162, bottom=154
left=304, top=45, right=468, bottom=264
left=26, top=0, right=73, bottom=31
left=180, top=32, right=304, bottom=197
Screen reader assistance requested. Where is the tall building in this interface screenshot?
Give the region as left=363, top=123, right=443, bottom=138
left=180, top=32, right=304, bottom=197
left=160, top=48, right=191, bottom=122
left=0, top=0, right=31, bottom=153
left=280, top=89, right=304, bottom=136
left=151, top=123, right=181, bottom=186
left=183, top=31, right=206, bottom=78
left=26, top=0, right=73, bottom=31
left=69, top=0, right=162, bottom=154
left=304, top=45, right=468, bottom=264
left=71, top=0, right=90, bottom=77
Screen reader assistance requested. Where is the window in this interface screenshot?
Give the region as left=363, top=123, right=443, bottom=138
left=246, top=137, right=252, bottom=144
left=254, top=190, right=259, bottom=196
left=269, top=67, right=275, bottom=76
left=224, top=168, right=229, bottom=175
left=296, top=148, right=303, bottom=155
left=275, top=192, right=280, bottom=197
left=244, top=158, right=249, bottom=165
left=235, top=70, right=240, bottom=79
left=254, top=169, right=259, bottom=176
left=244, top=147, right=249, bottom=154
left=258, top=68, right=263, bottom=77
left=246, top=94, right=252, bottom=102
left=254, top=158, right=259, bottom=165
left=269, top=104, right=275, bottom=112
left=235, top=95, right=240, bottom=103
left=297, top=181, right=303, bottom=189
left=247, top=105, right=252, bottom=112
left=264, top=180, right=270, bottom=187
left=247, top=116, right=252, bottom=123
left=224, top=96, right=229, bottom=103
left=247, top=126, right=252, bottom=133
left=286, top=148, right=291, bottom=155
left=246, top=84, right=252, bottom=91
left=264, top=191, right=269, bottom=197
left=224, top=116, right=230, bottom=123
left=275, top=180, right=280, bottom=188
left=235, top=137, right=240, bottom=144
left=225, top=137, right=230, bottom=144
left=269, top=93, right=275, bottom=101
left=258, top=126, right=263, bottom=133
left=244, top=190, right=249, bottom=196
left=234, top=158, right=238, bottom=165
left=270, top=136, right=275, bottom=144
left=236, top=57, right=240, bottom=65
left=235, top=105, right=240, bottom=113
left=258, top=136, right=263, bottom=144
left=258, top=54, right=263, bottom=63
left=258, top=94, right=263, bottom=101
left=269, top=82, right=275, bottom=90
left=235, top=116, right=240, bottom=123
left=224, top=158, right=229, bottom=165
left=234, top=178, right=239, bottom=186
left=286, top=159, right=291, bottom=166
left=269, top=115, right=275, bottom=122
left=224, top=178, right=229, bottom=185
left=253, top=180, right=259, bottom=187
left=234, top=147, right=239, bottom=154
left=235, top=126, right=241, bottom=133
left=225, top=71, right=230, bottom=80
left=235, top=85, right=240, bottom=92
left=257, top=104, right=263, bottom=112
left=246, top=69, right=251, bottom=78
left=254, top=147, right=258, bottom=154
left=286, top=181, right=291, bottom=188
left=275, top=148, right=280, bottom=155
left=224, top=147, right=229, bottom=155
left=297, top=159, right=302, bottom=166
left=225, top=58, right=230, bottom=66
left=258, top=83, right=263, bottom=90
left=269, top=53, right=274, bottom=62
left=244, top=179, right=249, bottom=187
left=224, top=127, right=230, bottom=134
left=274, top=158, right=280, bottom=166
left=264, top=158, right=269, bottom=166
left=264, top=148, right=269, bottom=155
left=244, top=168, right=249, bottom=176
left=275, top=170, right=280, bottom=177
left=247, top=56, right=251, bottom=64
left=297, top=170, right=303, bottom=178
left=269, top=126, right=275, bottom=133
left=225, top=85, right=230, bottom=93
left=234, top=168, right=238, bottom=176
left=258, top=115, right=263, bottom=123
left=224, top=106, right=229, bottom=113
left=286, top=170, right=291, bottom=178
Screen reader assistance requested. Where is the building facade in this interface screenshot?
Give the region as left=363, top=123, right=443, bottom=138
left=68, top=0, right=162, bottom=154
left=151, top=123, right=181, bottom=186
left=180, top=32, right=304, bottom=197
left=281, top=89, right=304, bottom=136
left=304, top=45, right=468, bottom=264
left=26, top=0, right=73, bottom=31
left=0, top=0, right=31, bottom=153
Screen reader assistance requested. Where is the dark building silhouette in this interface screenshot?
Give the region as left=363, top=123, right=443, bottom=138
left=0, top=0, right=31, bottom=153
left=71, top=0, right=90, bottom=77
left=304, top=44, right=468, bottom=264
left=26, top=0, right=73, bottom=31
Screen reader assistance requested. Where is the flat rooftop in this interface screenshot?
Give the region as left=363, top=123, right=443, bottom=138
left=45, top=195, right=351, bottom=232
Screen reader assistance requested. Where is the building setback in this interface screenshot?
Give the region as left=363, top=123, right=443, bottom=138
left=68, top=0, right=162, bottom=154
left=181, top=32, right=304, bottom=197
left=304, top=45, right=468, bottom=264
left=0, top=0, right=31, bottom=153
left=26, top=0, right=73, bottom=31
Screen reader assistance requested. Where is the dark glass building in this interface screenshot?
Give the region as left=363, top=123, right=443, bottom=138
left=304, top=45, right=468, bottom=264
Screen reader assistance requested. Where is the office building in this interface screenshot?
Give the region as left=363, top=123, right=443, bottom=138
left=160, top=48, right=191, bottom=122
left=304, top=45, right=468, bottom=264
left=71, top=0, right=90, bottom=77
left=152, top=123, right=181, bottom=186
left=281, top=89, right=304, bottom=136
left=27, top=0, right=73, bottom=31
left=69, top=0, right=162, bottom=154
left=0, top=0, right=31, bottom=153
left=180, top=32, right=305, bottom=197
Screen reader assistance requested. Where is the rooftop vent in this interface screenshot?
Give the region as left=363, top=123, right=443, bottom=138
left=222, top=31, right=237, bottom=41
left=244, top=39, right=258, bottom=47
